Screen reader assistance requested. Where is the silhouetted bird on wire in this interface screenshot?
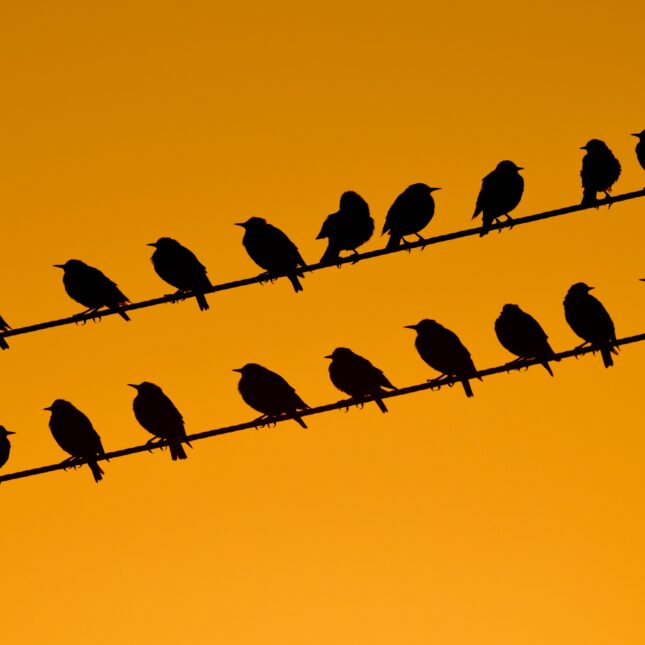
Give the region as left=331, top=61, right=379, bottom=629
left=148, top=237, right=212, bottom=311
left=472, top=161, right=524, bottom=236
left=382, top=183, right=440, bottom=249
left=0, top=426, right=15, bottom=469
left=495, top=304, right=557, bottom=376
left=406, top=319, right=478, bottom=397
left=0, top=315, right=10, bottom=350
left=129, top=382, right=191, bottom=460
left=236, top=218, right=306, bottom=292
left=54, top=260, right=131, bottom=321
left=326, top=347, right=396, bottom=413
left=564, top=282, right=617, bottom=368
left=317, top=191, right=374, bottom=264
left=580, top=139, right=621, bottom=206
left=234, top=363, right=310, bottom=428
left=632, top=130, right=645, bottom=171
left=44, top=399, right=106, bottom=482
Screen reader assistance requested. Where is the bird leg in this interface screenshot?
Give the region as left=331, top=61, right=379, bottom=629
left=166, top=290, right=189, bottom=304
left=504, top=357, right=528, bottom=372
left=60, top=456, right=82, bottom=471
left=427, top=375, right=450, bottom=390
left=349, top=249, right=361, bottom=265
left=572, top=341, right=591, bottom=359
left=145, top=437, right=165, bottom=453
left=258, top=272, right=278, bottom=285
left=253, top=414, right=276, bottom=429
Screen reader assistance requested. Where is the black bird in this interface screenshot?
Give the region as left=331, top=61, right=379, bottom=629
left=632, top=130, right=645, bottom=171
left=44, top=399, right=106, bottom=482
left=472, top=160, right=524, bottom=236
left=148, top=237, right=213, bottom=311
left=580, top=139, right=621, bottom=206
left=382, top=183, right=440, bottom=249
left=129, top=382, right=191, bottom=460
left=234, top=363, right=310, bottom=428
left=0, top=315, right=10, bottom=350
left=325, top=347, right=396, bottom=413
left=54, top=259, right=131, bottom=321
left=236, top=218, right=306, bottom=292
left=406, top=319, right=478, bottom=397
left=317, top=191, right=374, bottom=264
left=563, top=282, right=617, bottom=368
left=495, top=304, right=557, bottom=376
left=0, top=426, right=15, bottom=469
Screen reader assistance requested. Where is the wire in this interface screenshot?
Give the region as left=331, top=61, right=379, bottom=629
left=2, top=331, right=643, bottom=484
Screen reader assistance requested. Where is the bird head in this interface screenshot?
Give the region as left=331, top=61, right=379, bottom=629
left=404, top=319, right=439, bottom=334
left=147, top=237, right=178, bottom=250
left=43, top=399, right=71, bottom=413
left=567, top=282, right=594, bottom=297
left=407, top=183, right=441, bottom=195
left=53, top=259, right=84, bottom=271
left=0, top=425, right=15, bottom=437
left=232, top=363, right=263, bottom=376
left=128, top=382, right=162, bottom=395
left=325, top=347, right=354, bottom=360
left=496, top=160, right=523, bottom=173
left=235, top=217, right=266, bottom=230
left=338, top=191, right=369, bottom=212
left=501, top=304, right=522, bottom=315
left=580, top=139, right=607, bottom=153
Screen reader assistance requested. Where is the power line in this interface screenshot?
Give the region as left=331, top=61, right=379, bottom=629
left=2, top=331, right=643, bottom=484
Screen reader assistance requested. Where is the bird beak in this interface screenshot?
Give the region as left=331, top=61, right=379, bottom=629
left=5, top=430, right=15, bottom=435
left=43, top=406, right=52, bottom=411
left=516, top=166, right=524, bottom=171
left=147, top=243, right=157, bottom=247
left=430, top=187, right=442, bottom=192
left=580, top=145, right=588, bottom=150
left=53, top=264, right=66, bottom=269
left=588, top=286, right=595, bottom=290
left=127, top=384, right=139, bottom=390
left=232, top=368, right=243, bottom=373
left=234, top=222, right=246, bottom=228
left=324, top=354, right=333, bottom=359
left=404, top=324, right=418, bottom=331
left=631, top=133, right=640, bottom=137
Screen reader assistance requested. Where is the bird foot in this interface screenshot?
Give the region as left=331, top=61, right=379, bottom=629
left=60, top=457, right=82, bottom=471
left=166, top=290, right=188, bottom=304
left=253, top=415, right=276, bottom=429
left=145, top=437, right=164, bottom=453
left=258, top=273, right=277, bottom=285
left=427, top=376, right=448, bottom=391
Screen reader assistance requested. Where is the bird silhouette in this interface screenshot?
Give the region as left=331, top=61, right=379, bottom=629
left=317, top=191, right=374, bottom=264
left=406, top=319, right=478, bottom=397
left=0, top=426, right=15, bottom=469
left=129, top=382, right=191, bottom=460
left=495, top=304, right=557, bottom=376
left=236, top=218, right=306, bottom=292
left=148, top=237, right=213, bottom=311
left=44, top=399, right=106, bottom=482
left=0, top=315, right=10, bottom=350
left=234, top=363, right=310, bottom=428
left=382, top=183, right=440, bottom=249
left=632, top=130, right=645, bottom=171
left=54, top=259, right=131, bottom=321
left=563, top=282, right=617, bottom=368
left=472, top=161, right=524, bottom=236
left=325, top=347, right=396, bottom=413
left=580, top=139, right=621, bottom=206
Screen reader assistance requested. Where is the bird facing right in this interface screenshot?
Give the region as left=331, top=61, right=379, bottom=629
left=580, top=139, right=621, bottom=206
left=0, top=426, right=15, bottom=469
left=632, top=130, right=645, bottom=171
left=0, top=315, right=10, bottom=350
left=382, top=183, right=440, bottom=249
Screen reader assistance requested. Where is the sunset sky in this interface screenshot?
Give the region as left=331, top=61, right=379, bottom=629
left=1, top=1, right=644, bottom=643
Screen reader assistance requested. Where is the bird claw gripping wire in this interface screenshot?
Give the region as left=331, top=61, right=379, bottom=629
left=145, top=437, right=164, bottom=453
left=427, top=376, right=448, bottom=391
left=166, top=290, right=188, bottom=304
left=253, top=415, right=276, bottom=429
left=258, top=273, right=278, bottom=286
left=60, top=456, right=82, bottom=471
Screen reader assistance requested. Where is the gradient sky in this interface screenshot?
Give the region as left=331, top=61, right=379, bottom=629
left=1, top=1, right=644, bottom=643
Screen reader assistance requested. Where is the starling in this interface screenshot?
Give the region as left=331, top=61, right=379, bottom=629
left=234, top=363, right=310, bottom=428
left=317, top=191, right=374, bottom=264
left=472, top=161, right=524, bottom=236
left=580, top=139, right=621, bottom=206
left=236, top=218, right=306, bottom=292
left=563, top=282, right=617, bottom=368
left=54, top=259, right=131, bottom=321
left=632, top=130, right=645, bottom=171
left=148, top=237, right=213, bottom=311
left=0, top=315, right=10, bottom=350
left=325, top=347, right=395, bottom=413
left=44, top=399, right=106, bottom=482
left=0, top=426, right=15, bottom=469
left=382, top=183, right=440, bottom=249
left=129, top=382, right=191, bottom=460
left=495, top=304, right=557, bottom=376
left=405, top=319, right=478, bottom=397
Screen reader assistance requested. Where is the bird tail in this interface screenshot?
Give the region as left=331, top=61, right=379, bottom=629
left=288, top=274, right=304, bottom=292
left=169, top=441, right=188, bottom=460
left=319, top=244, right=340, bottom=265
left=293, top=414, right=308, bottom=429
left=479, top=215, right=492, bottom=237
left=600, top=345, right=614, bottom=368
left=461, top=379, right=474, bottom=398
left=88, top=460, right=104, bottom=482
left=385, top=234, right=401, bottom=250
left=195, top=292, right=209, bottom=311
left=374, top=397, right=388, bottom=413
left=541, top=361, right=554, bottom=377
left=116, top=307, right=131, bottom=321
left=0, top=336, right=9, bottom=350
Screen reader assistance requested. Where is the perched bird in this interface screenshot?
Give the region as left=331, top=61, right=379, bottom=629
left=129, top=382, right=191, bottom=461
left=632, top=130, right=645, bottom=171
left=472, top=161, right=524, bottom=236
left=44, top=399, right=106, bottom=482
left=0, top=315, right=10, bottom=350
left=495, top=304, right=557, bottom=376
left=382, top=183, right=440, bottom=249
left=580, top=139, right=621, bottom=206
left=54, top=259, right=131, bottom=321
left=325, top=347, right=396, bottom=413
left=317, top=191, right=374, bottom=264
left=148, top=237, right=213, bottom=311
left=0, top=426, right=15, bottom=469
left=234, top=363, right=310, bottom=428
left=236, top=218, right=306, bottom=292
left=406, top=319, right=478, bottom=397
left=563, top=282, right=617, bottom=368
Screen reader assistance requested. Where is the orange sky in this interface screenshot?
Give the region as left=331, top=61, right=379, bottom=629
left=1, top=1, right=644, bottom=643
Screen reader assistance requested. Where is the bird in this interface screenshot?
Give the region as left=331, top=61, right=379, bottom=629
left=563, top=282, right=617, bottom=368
left=236, top=218, right=306, bottom=292
left=316, top=191, right=374, bottom=264
left=580, top=139, right=621, bottom=206
left=494, top=304, right=558, bottom=376
left=54, top=259, right=131, bottom=321
left=44, top=399, right=106, bottom=482
left=632, top=130, right=645, bottom=171
left=0, top=315, right=10, bottom=350
left=382, top=183, right=440, bottom=249
left=325, top=347, right=396, bottom=413
left=472, top=160, right=524, bottom=236
left=405, top=319, right=478, bottom=397
left=129, top=382, right=191, bottom=460
left=148, top=237, right=213, bottom=311
left=233, top=363, right=310, bottom=428
left=0, top=426, right=15, bottom=469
